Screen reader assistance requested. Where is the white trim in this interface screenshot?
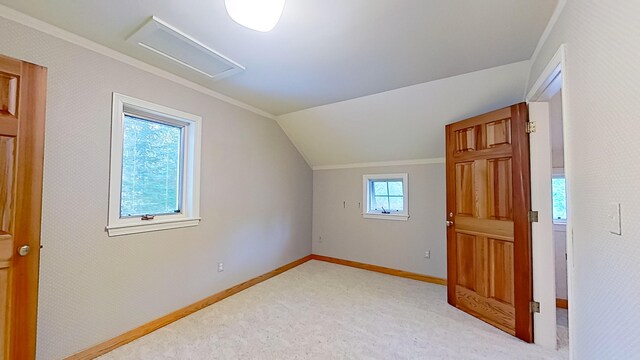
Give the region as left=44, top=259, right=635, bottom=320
left=524, top=0, right=567, bottom=99
left=528, top=101, right=557, bottom=349
left=527, top=44, right=575, bottom=358
left=0, top=5, right=276, bottom=121
left=313, top=157, right=445, bottom=171
left=362, top=214, right=408, bottom=221
left=362, top=173, right=409, bottom=221
left=107, top=93, right=202, bottom=237
left=527, top=45, right=566, bottom=102
left=106, top=218, right=201, bottom=237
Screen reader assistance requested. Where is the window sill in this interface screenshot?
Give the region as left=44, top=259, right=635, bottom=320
left=106, top=217, right=201, bottom=236
left=363, top=213, right=409, bottom=221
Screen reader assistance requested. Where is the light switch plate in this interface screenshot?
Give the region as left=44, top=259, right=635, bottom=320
left=608, top=202, right=622, bottom=235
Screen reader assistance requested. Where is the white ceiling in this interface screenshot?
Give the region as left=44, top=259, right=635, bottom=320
left=0, top=0, right=556, bottom=115
left=278, top=61, right=531, bottom=167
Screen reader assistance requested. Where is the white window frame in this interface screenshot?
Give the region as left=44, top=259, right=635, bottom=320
left=362, top=173, right=409, bottom=221
left=106, top=93, right=202, bottom=236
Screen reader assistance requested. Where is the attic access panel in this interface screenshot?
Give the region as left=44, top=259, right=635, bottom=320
left=127, top=16, right=245, bottom=81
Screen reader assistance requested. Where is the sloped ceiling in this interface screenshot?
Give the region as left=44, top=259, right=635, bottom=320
left=0, top=0, right=556, bottom=115
left=277, top=61, right=531, bottom=167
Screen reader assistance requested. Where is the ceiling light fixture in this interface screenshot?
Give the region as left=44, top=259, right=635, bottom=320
left=224, top=0, right=285, bottom=32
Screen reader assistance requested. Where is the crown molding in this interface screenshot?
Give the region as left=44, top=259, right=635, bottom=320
left=312, top=158, right=445, bottom=171
left=0, top=5, right=277, bottom=121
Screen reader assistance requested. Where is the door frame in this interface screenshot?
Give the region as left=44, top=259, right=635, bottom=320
left=526, top=44, right=574, bottom=353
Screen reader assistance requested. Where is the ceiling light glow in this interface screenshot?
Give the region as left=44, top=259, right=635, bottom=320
left=225, top=0, right=286, bottom=32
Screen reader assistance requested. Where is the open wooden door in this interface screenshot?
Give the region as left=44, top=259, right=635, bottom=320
left=0, top=54, right=47, bottom=359
left=445, top=103, right=533, bottom=342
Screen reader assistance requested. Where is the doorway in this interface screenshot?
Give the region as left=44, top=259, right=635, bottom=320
left=527, top=44, right=572, bottom=354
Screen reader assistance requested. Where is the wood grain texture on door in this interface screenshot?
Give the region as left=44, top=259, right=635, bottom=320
left=445, top=103, right=532, bottom=342
left=0, top=54, right=47, bottom=359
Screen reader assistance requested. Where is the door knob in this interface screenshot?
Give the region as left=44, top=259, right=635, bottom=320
left=446, top=220, right=454, bottom=227
left=18, top=245, right=30, bottom=256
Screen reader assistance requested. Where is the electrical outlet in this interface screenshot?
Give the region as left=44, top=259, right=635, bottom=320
left=217, top=262, right=224, bottom=272
left=424, top=251, right=430, bottom=259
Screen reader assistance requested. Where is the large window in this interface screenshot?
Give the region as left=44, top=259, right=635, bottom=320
left=363, top=173, right=409, bottom=221
left=107, top=93, right=201, bottom=236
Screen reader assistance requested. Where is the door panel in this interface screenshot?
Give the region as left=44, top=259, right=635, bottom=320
left=489, top=238, right=514, bottom=305
left=455, top=162, right=474, bottom=216
left=0, top=137, right=15, bottom=232
left=0, top=54, right=47, bottom=359
left=0, top=73, right=18, bottom=118
left=446, top=103, right=532, bottom=342
left=455, top=233, right=476, bottom=290
left=487, top=158, right=512, bottom=220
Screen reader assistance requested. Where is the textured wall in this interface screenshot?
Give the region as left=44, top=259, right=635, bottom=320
left=528, top=1, right=640, bottom=358
left=312, top=163, right=446, bottom=279
left=0, top=17, right=312, bottom=359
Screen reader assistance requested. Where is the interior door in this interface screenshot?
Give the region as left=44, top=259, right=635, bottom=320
left=0, top=54, right=47, bottom=359
left=445, top=103, right=533, bottom=342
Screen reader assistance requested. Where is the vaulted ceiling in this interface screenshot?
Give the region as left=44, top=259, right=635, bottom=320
left=278, top=61, right=532, bottom=167
left=0, top=0, right=556, bottom=115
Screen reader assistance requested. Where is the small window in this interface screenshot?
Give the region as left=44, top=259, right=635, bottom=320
left=552, top=175, right=567, bottom=224
left=363, top=173, right=408, bottom=221
left=107, top=93, right=201, bottom=236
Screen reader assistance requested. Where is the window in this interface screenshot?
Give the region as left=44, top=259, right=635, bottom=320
left=107, top=93, right=201, bottom=236
left=363, top=173, right=408, bottom=221
left=552, top=174, right=567, bottom=224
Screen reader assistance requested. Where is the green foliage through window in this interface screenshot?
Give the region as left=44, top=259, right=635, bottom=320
left=552, top=177, right=567, bottom=222
left=120, top=115, right=182, bottom=217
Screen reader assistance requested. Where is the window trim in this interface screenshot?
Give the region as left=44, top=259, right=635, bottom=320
left=362, top=173, right=409, bottom=221
left=107, top=93, right=201, bottom=236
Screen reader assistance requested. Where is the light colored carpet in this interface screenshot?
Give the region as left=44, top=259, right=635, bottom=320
left=557, top=308, right=569, bottom=352
left=99, top=260, right=568, bottom=359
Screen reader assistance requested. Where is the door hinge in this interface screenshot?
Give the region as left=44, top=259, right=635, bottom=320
left=530, top=301, right=541, bottom=313
left=526, top=121, right=536, bottom=133
left=528, top=210, right=539, bottom=223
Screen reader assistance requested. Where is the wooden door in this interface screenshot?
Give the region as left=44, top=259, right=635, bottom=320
left=445, top=103, right=533, bottom=342
left=0, top=54, right=47, bottom=359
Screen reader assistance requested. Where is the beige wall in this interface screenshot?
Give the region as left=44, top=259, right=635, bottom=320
left=312, top=163, right=446, bottom=279
left=0, top=17, right=312, bottom=359
left=528, top=0, right=640, bottom=357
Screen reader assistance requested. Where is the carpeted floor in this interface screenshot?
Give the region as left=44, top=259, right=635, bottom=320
left=99, top=260, right=569, bottom=359
left=557, top=308, right=569, bottom=352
